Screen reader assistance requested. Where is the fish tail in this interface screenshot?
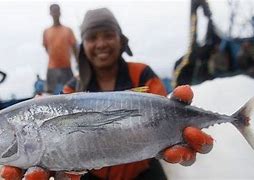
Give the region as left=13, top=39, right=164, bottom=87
left=231, top=97, right=254, bottom=150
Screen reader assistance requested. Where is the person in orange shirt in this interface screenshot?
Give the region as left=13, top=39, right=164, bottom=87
left=43, top=3, right=78, bottom=94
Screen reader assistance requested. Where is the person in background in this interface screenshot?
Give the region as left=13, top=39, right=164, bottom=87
left=0, top=8, right=214, bottom=180
left=43, top=3, right=78, bottom=94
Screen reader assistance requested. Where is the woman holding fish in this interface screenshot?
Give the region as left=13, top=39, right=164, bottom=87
left=0, top=8, right=213, bottom=180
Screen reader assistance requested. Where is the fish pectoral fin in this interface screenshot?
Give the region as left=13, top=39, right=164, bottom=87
left=1, top=140, right=18, bottom=159
left=79, top=109, right=141, bottom=126
left=41, top=109, right=142, bottom=134
left=96, top=109, right=141, bottom=125
left=102, top=109, right=141, bottom=117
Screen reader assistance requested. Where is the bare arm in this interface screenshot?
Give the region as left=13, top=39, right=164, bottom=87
left=72, top=43, right=79, bottom=63
left=43, top=30, right=48, bottom=53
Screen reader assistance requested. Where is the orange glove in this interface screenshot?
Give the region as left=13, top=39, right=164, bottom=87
left=0, top=166, right=81, bottom=180
left=163, top=85, right=213, bottom=166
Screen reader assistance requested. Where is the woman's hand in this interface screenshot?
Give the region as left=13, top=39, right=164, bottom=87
left=163, top=85, right=213, bottom=166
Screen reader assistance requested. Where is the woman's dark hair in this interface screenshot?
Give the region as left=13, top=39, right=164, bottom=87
left=76, top=44, right=91, bottom=91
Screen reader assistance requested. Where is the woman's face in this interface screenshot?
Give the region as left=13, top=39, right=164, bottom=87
left=83, top=29, right=122, bottom=70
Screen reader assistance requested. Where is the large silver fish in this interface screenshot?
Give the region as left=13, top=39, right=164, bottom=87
left=0, top=91, right=253, bottom=171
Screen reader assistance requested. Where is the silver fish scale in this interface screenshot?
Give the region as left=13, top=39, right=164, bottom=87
left=37, top=92, right=174, bottom=171
left=0, top=91, right=233, bottom=171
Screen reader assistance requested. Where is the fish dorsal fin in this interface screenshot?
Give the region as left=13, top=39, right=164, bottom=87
left=128, top=86, right=149, bottom=93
